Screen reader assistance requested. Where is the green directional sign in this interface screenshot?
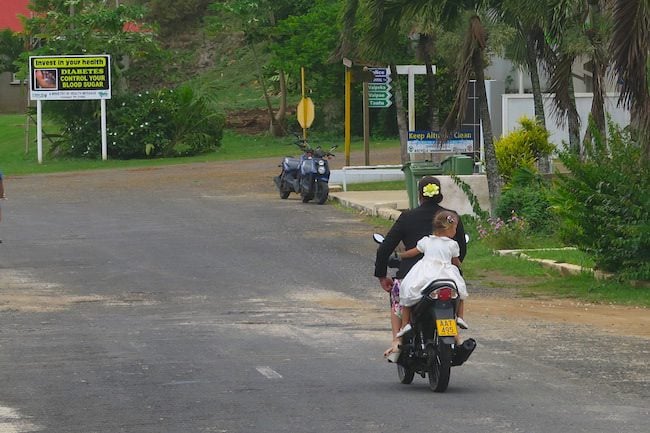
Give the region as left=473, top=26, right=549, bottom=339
left=368, top=90, right=391, bottom=99
left=368, top=83, right=392, bottom=92
left=369, top=98, right=393, bottom=108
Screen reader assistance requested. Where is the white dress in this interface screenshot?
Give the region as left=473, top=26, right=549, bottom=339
left=399, top=235, right=468, bottom=307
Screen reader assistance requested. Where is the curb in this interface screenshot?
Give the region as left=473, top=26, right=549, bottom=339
left=329, top=193, right=402, bottom=221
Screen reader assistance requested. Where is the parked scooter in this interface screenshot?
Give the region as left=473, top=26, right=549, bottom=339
left=373, top=233, right=476, bottom=392
left=273, top=137, right=336, bottom=205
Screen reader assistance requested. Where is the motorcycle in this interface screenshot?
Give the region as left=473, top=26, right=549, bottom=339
left=373, top=233, right=476, bottom=392
left=273, top=137, right=336, bottom=205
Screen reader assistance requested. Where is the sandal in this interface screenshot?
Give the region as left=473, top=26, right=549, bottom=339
left=387, top=351, right=401, bottom=363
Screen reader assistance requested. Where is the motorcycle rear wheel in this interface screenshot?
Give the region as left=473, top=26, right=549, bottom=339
left=314, top=181, right=329, bottom=205
left=397, top=364, right=415, bottom=384
left=427, top=343, right=451, bottom=392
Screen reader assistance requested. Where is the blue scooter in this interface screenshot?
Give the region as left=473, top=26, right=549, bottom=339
left=274, top=138, right=336, bottom=205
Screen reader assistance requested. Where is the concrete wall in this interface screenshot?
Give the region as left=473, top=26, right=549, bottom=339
left=0, top=72, right=29, bottom=113
left=438, top=175, right=489, bottom=217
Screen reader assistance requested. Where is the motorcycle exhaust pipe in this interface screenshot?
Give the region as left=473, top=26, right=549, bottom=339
left=451, top=338, right=476, bottom=366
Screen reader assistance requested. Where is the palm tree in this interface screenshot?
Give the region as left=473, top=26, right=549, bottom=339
left=541, top=0, right=612, bottom=156
left=490, top=0, right=551, bottom=172
left=442, top=13, right=501, bottom=213
left=610, top=0, right=650, bottom=161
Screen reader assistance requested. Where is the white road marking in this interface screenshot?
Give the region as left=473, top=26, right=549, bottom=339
left=256, top=366, right=283, bottom=379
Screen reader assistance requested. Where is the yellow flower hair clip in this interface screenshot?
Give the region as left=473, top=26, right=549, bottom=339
left=422, top=183, right=440, bottom=197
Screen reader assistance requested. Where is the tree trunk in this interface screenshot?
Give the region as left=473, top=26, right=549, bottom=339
left=526, top=32, right=550, bottom=173
left=527, top=36, right=546, bottom=128
left=249, top=42, right=276, bottom=134
left=420, top=36, right=439, bottom=130
left=390, top=63, right=409, bottom=164
left=473, top=52, right=501, bottom=214
left=270, top=70, right=287, bottom=137
left=567, top=78, right=581, bottom=156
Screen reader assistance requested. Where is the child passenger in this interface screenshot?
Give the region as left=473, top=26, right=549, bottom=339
left=396, top=210, right=469, bottom=338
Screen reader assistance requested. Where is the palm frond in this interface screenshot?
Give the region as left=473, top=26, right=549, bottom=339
left=610, top=0, right=650, bottom=108
left=330, top=0, right=360, bottom=62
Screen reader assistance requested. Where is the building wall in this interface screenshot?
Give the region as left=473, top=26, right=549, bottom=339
left=502, top=93, right=630, bottom=150
left=0, top=72, right=29, bottom=113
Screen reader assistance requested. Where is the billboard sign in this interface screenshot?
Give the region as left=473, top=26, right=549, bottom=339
left=29, top=55, right=111, bottom=100
left=407, top=130, right=474, bottom=153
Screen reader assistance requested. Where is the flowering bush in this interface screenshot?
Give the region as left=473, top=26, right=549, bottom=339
left=50, top=85, right=224, bottom=159
left=477, top=212, right=527, bottom=250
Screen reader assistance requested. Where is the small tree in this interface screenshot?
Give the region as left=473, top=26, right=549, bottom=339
left=495, top=116, right=555, bottom=184
left=551, top=119, right=650, bottom=279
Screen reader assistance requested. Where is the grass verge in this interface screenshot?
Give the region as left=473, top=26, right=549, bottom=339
left=0, top=114, right=399, bottom=175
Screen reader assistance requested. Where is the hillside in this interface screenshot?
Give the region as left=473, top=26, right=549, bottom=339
left=156, top=24, right=288, bottom=135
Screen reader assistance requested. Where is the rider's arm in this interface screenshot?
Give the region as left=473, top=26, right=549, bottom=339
left=374, top=215, right=407, bottom=278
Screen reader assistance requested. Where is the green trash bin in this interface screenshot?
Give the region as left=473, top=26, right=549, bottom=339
left=441, top=155, right=474, bottom=175
left=402, top=161, right=442, bottom=209
left=454, top=155, right=474, bottom=175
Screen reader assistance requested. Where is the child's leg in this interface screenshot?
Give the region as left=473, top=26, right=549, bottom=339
left=457, top=300, right=465, bottom=319
left=401, top=306, right=411, bottom=327
left=456, top=300, right=469, bottom=330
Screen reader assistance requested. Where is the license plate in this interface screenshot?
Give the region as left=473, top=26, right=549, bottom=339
left=436, top=319, right=458, bottom=336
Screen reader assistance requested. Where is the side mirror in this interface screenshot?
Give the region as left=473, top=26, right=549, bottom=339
left=373, top=233, right=385, bottom=244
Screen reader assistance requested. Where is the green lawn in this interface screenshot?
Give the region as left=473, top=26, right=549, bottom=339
left=0, top=114, right=399, bottom=175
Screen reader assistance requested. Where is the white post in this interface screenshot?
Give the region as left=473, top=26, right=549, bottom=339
left=408, top=67, right=416, bottom=131
left=101, top=99, right=108, bottom=160
left=37, top=100, right=43, bottom=164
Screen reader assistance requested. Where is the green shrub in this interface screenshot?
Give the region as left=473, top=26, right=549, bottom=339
left=51, top=84, right=224, bottom=159
left=551, top=120, right=650, bottom=279
left=496, top=168, right=556, bottom=232
left=495, top=117, right=555, bottom=184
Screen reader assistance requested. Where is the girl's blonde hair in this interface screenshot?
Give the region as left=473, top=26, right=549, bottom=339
left=433, top=210, right=457, bottom=231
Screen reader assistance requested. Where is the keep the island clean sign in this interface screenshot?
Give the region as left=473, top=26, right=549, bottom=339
left=407, top=130, right=474, bottom=153
left=29, top=55, right=111, bottom=100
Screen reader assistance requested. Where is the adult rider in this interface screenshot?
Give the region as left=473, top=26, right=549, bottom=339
left=374, top=176, right=467, bottom=358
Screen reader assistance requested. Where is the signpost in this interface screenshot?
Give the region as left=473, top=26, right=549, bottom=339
left=367, top=67, right=392, bottom=108
left=29, top=55, right=112, bottom=162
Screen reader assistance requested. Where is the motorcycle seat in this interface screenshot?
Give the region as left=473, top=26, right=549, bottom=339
left=420, top=279, right=458, bottom=297
left=283, top=157, right=301, bottom=171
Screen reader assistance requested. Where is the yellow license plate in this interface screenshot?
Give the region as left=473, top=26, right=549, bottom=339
left=436, top=319, right=458, bottom=336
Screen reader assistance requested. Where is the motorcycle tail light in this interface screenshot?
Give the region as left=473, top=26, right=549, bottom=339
left=437, top=287, right=453, bottom=301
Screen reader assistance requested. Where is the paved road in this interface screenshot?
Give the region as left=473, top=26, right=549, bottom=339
left=0, top=163, right=648, bottom=433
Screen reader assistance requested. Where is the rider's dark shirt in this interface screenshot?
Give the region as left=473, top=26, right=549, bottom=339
left=374, top=200, right=467, bottom=280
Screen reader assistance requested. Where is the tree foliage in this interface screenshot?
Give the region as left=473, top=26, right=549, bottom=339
left=0, top=30, right=24, bottom=74
left=20, top=1, right=163, bottom=94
